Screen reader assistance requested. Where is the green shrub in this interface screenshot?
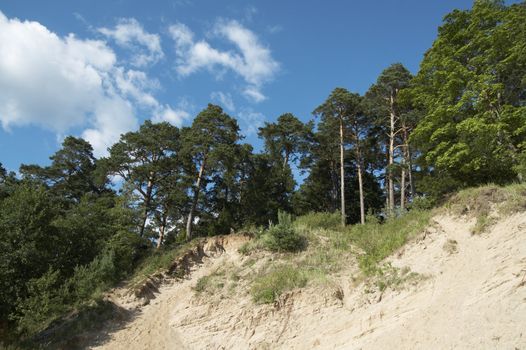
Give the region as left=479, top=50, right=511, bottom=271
left=513, top=151, right=526, bottom=181
left=105, top=230, right=148, bottom=276
left=264, top=225, right=305, bottom=252
left=67, top=249, right=117, bottom=301
left=14, top=270, right=68, bottom=335
left=264, top=211, right=305, bottom=252
left=409, top=196, right=436, bottom=210
left=25, top=300, right=116, bottom=349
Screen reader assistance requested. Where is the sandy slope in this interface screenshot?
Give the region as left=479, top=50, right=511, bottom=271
left=92, top=213, right=526, bottom=350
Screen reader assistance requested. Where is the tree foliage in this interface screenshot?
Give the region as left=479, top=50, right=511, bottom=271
left=2, top=1, right=526, bottom=344
left=410, top=0, right=526, bottom=195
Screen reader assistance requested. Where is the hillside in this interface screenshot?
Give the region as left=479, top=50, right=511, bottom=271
left=63, top=186, right=526, bottom=350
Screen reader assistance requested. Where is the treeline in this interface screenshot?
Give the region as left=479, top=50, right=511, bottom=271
left=1, top=0, right=525, bottom=340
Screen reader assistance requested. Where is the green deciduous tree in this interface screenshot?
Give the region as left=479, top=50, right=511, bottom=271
left=409, top=1, right=526, bottom=196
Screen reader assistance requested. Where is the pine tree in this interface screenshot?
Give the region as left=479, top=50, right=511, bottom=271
left=182, top=104, right=241, bottom=240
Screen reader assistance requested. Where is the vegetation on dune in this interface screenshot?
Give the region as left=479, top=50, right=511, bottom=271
left=349, top=210, right=433, bottom=275
left=251, top=265, right=309, bottom=304
left=240, top=210, right=432, bottom=303
left=446, top=183, right=526, bottom=234
left=1, top=0, right=526, bottom=347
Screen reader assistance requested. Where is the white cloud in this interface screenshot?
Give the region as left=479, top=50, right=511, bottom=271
left=113, top=67, right=190, bottom=126
left=0, top=11, right=182, bottom=157
left=242, top=86, right=266, bottom=103
left=113, top=67, right=160, bottom=107
left=152, top=105, right=190, bottom=125
left=81, top=97, right=137, bottom=156
left=211, top=91, right=235, bottom=112
left=98, top=18, right=163, bottom=67
left=0, top=11, right=117, bottom=134
left=237, top=108, right=266, bottom=136
left=169, top=20, right=279, bottom=103
left=169, top=22, right=194, bottom=50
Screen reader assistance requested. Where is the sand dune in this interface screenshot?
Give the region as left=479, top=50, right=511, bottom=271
left=92, top=213, right=526, bottom=350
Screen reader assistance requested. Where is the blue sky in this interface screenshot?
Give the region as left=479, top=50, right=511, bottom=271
left=0, top=0, right=509, bottom=172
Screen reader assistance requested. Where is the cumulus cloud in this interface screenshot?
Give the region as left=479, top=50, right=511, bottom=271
left=0, top=12, right=113, bottom=132
left=237, top=108, right=266, bottom=136
left=169, top=20, right=279, bottom=103
left=113, top=68, right=160, bottom=107
left=152, top=105, right=190, bottom=125
left=211, top=91, right=235, bottom=112
left=81, top=97, right=137, bottom=156
left=0, top=11, right=183, bottom=157
left=98, top=18, right=163, bottom=67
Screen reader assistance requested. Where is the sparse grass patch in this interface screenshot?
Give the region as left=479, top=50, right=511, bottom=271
left=251, top=264, right=308, bottom=304
left=368, top=263, right=426, bottom=293
left=238, top=239, right=266, bottom=255
left=446, top=183, right=526, bottom=234
left=129, top=239, right=200, bottom=288
left=194, top=267, right=226, bottom=294
left=448, top=183, right=526, bottom=217
left=293, top=211, right=341, bottom=231
left=194, top=275, right=212, bottom=293
left=242, top=257, right=257, bottom=268
left=497, top=183, right=526, bottom=215
left=348, top=210, right=432, bottom=275
left=471, top=214, right=497, bottom=235
left=301, top=228, right=354, bottom=276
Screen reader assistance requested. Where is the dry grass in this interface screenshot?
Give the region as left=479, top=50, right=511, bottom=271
left=446, top=183, right=526, bottom=234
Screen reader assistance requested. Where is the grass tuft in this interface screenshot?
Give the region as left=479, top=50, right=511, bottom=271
left=348, top=210, right=432, bottom=275
left=446, top=183, right=526, bottom=234
left=293, top=211, right=341, bottom=230
left=251, top=265, right=308, bottom=304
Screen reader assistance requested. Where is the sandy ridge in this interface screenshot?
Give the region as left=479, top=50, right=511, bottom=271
left=92, top=213, right=526, bottom=350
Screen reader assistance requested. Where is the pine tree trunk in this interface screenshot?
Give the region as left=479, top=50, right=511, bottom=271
left=186, top=158, right=206, bottom=240
left=403, top=128, right=415, bottom=201
left=357, top=162, right=365, bottom=224
left=283, top=152, right=289, bottom=168
left=385, top=147, right=390, bottom=211
left=388, top=95, right=396, bottom=217
left=156, top=215, right=167, bottom=249
left=330, top=160, right=338, bottom=212
left=408, top=148, right=415, bottom=199
left=339, top=118, right=346, bottom=227
left=139, top=172, right=155, bottom=237
left=401, top=166, right=406, bottom=212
